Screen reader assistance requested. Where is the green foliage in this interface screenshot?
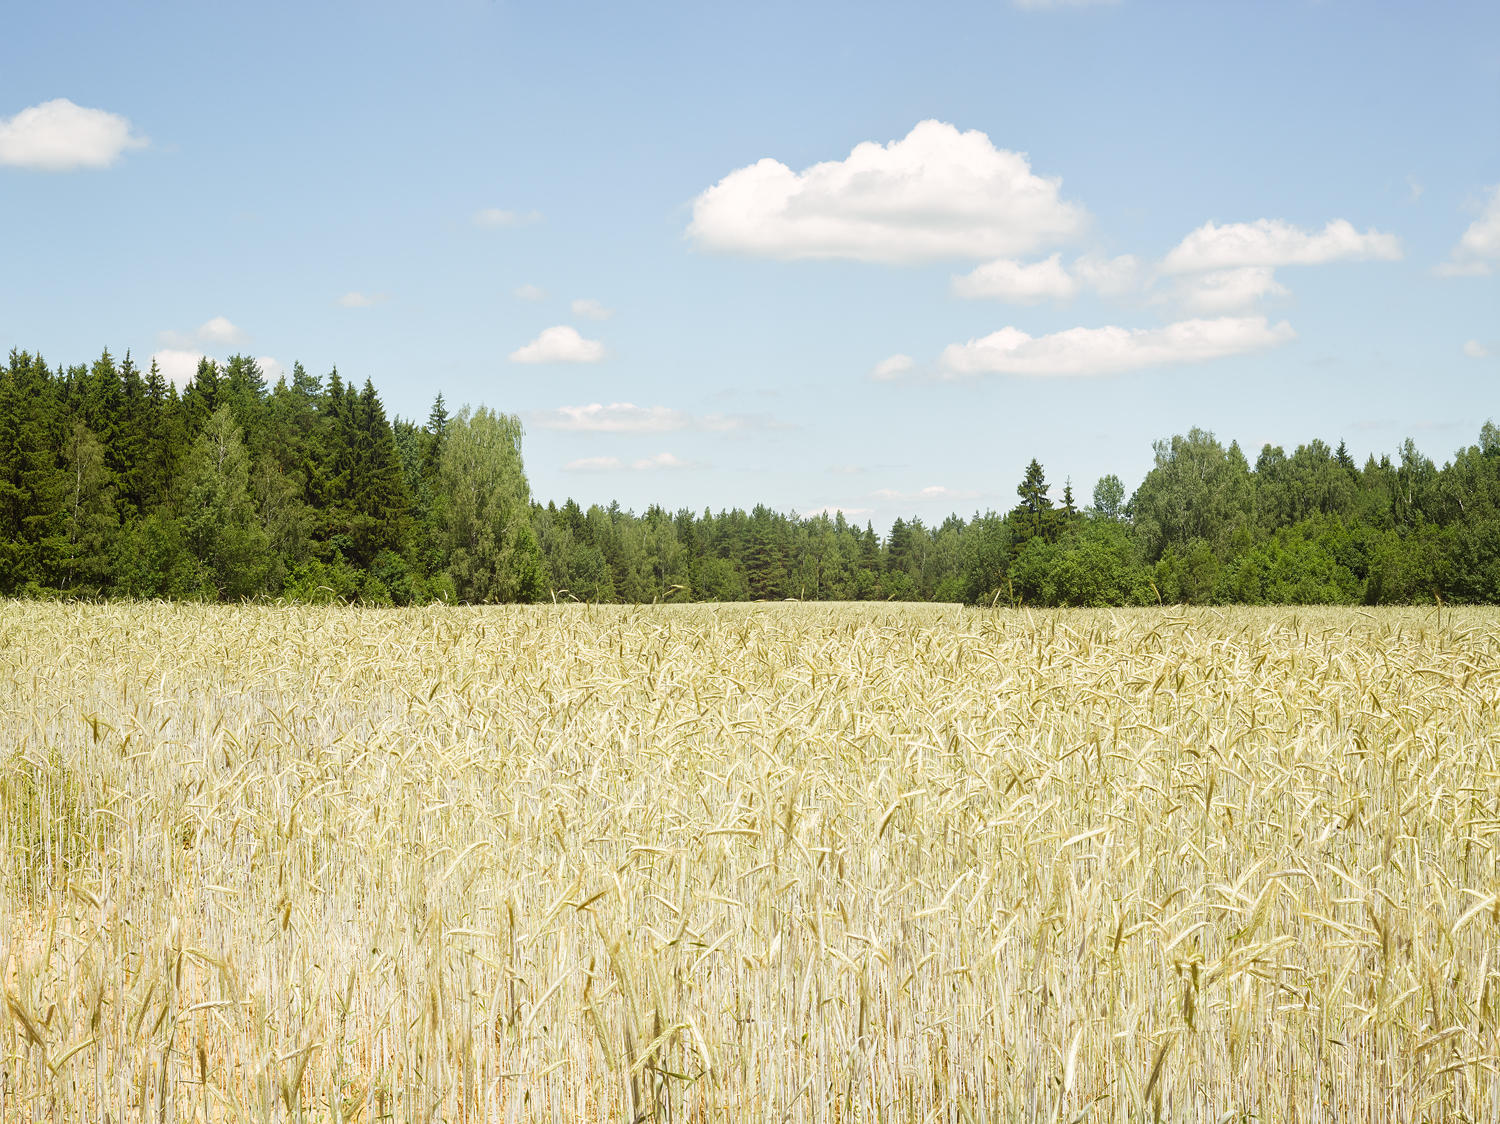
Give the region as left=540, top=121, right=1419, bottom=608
left=1132, top=428, right=1254, bottom=562
left=8, top=344, right=1500, bottom=609
left=113, top=510, right=199, bottom=598
left=282, top=556, right=366, bottom=603
left=1091, top=473, right=1125, bottom=520
left=1010, top=519, right=1156, bottom=607
left=179, top=406, right=275, bottom=599
left=60, top=420, right=119, bottom=593
left=1009, top=458, right=1058, bottom=547
left=438, top=407, right=546, bottom=603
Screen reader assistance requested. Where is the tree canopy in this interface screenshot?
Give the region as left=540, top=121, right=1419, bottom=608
left=4, top=346, right=1500, bottom=606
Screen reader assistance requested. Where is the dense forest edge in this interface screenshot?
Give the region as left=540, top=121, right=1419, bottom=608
left=3, top=348, right=1498, bottom=607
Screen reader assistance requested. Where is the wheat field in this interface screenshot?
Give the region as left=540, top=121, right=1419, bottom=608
left=2, top=602, right=1498, bottom=1122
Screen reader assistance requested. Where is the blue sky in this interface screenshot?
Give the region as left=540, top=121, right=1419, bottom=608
left=3, top=0, right=1497, bottom=528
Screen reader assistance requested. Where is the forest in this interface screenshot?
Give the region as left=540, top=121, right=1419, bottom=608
left=3, top=348, right=1498, bottom=606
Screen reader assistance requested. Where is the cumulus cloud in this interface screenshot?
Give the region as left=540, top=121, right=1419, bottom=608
left=536, top=403, right=686, bottom=432
left=953, top=254, right=1078, bottom=302
left=513, top=283, right=547, bottom=301
left=1073, top=253, right=1142, bottom=296
left=473, top=208, right=542, bottom=228
left=571, top=298, right=614, bottom=320
left=1163, top=219, right=1401, bottom=273
left=0, top=98, right=147, bottom=170
left=632, top=452, right=694, bottom=470
left=563, top=451, right=699, bottom=472
left=159, top=316, right=251, bottom=349
left=509, top=325, right=607, bottom=364
left=953, top=252, right=1141, bottom=303
left=337, top=291, right=387, bottom=308
left=871, top=354, right=916, bottom=381
left=1174, top=267, right=1289, bottom=314
left=872, top=485, right=981, bottom=502
left=1465, top=339, right=1491, bottom=359
left=257, top=356, right=288, bottom=383
left=529, top=402, right=768, bottom=434
left=197, top=315, right=245, bottom=344
left=939, top=316, right=1295, bottom=377
left=1436, top=185, right=1500, bottom=277
left=688, top=119, right=1087, bottom=263
left=150, top=349, right=208, bottom=389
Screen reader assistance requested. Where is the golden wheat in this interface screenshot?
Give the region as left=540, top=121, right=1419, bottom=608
left=2, top=601, right=1499, bottom=1121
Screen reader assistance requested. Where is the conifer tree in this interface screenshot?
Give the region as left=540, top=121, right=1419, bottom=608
left=1011, top=458, right=1057, bottom=545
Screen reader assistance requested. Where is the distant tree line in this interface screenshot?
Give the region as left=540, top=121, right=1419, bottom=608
left=4, top=348, right=1499, bottom=606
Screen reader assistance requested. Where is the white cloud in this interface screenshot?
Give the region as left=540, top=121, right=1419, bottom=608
left=1465, top=339, right=1490, bottom=359
left=688, top=119, right=1087, bottom=263
left=1163, top=219, right=1402, bottom=273
left=158, top=316, right=251, bottom=350
left=509, top=325, right=607, bottom=364
left=474, top=208, right=542, bottom=228
left=0, top=98, right=147, bottom=170
left=953, top=252, right=1141, bottom=303
left=953, top=254, right=1079, bottom=302
left=940, top=315, right=1295, bottom=377
left=632, top=452, right=693, bottom=470
left=257, top=357, right=288, bottom=383
left=337, top=291, right=387, bottom=308
left=1174, top=267, right=1289, bottom=314
left=872, top=485, right=981, bottom=502
left=197, top=315, right=245, bottom=344
left=151, top=349, right=208, bottom=389
left=1437, top=185, right=1500, bottom=277
left=1073, top=253, right=1142, bottom=296
left=513, top=283, right=547, bottom=301
left=571, top=298, right=614, bottom=320
left=535, top=403, right=688, bottom=433
left=530, top=402, right=764, bottom=433
left=871, top=354, right=916, bottom=381
left=564, top=451, right=699, bottom=472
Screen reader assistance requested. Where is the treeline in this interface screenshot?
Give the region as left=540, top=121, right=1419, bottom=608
left=3, top=348, right=1499, bottom=606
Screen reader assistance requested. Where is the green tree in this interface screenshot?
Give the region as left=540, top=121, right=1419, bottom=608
left=437, top=406, right=545, bottom=602
left=0, top=352, right=69, bottom=592
left=60, top=421, right=119, bottom=593
left=1131, top=429, right=1254, bottom=562
left=1091, top=474, right=1126, bottom=520
left=1009, top=458, right=1058, bottom=546
left=178, top=406, right=274, bottom=598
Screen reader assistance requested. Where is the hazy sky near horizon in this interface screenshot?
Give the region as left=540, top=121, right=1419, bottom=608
left=3, top=0, right=1497, bottom=527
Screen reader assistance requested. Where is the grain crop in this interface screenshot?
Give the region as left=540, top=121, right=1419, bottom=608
left=3, top=601, right=1499, bottom=1121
